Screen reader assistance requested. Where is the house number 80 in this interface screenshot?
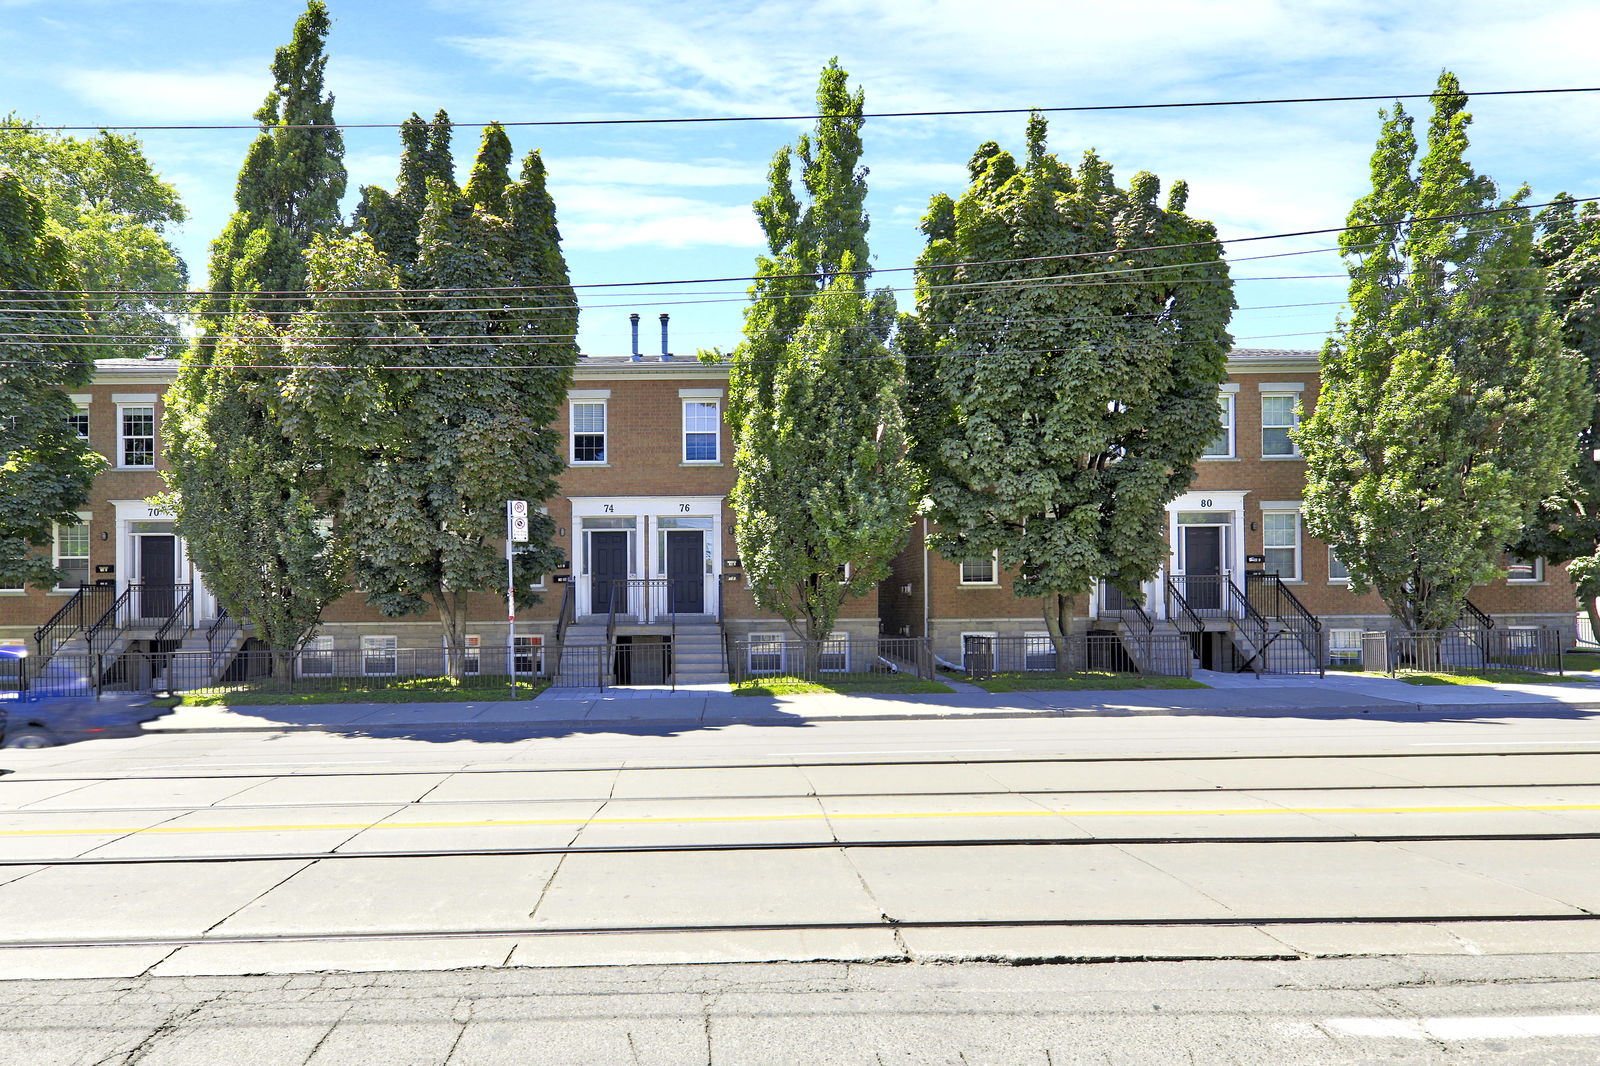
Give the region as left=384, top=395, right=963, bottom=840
left=1199, top=499, right=1213, bottom=508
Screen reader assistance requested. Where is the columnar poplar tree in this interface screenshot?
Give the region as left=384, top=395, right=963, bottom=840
left=283, top=125, right=576, bottom=674
left=1298, top=74, right=1586, bottom=632
left=726, top=60, right=917, bottom=645
left=164, top=0, right=347, bottom=651
left=904, top=116, right=1235, bottom=654
left=0, top=170, right=101, bottom=589
left=0, top=118, right=188, bottom=360
left=1512, top=196, right=1600, bottom=633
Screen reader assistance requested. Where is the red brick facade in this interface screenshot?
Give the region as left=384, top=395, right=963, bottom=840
left=3, top=349, right=1574, bottom=664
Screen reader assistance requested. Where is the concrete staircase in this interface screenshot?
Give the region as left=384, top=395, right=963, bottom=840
left=672, top=623, right=728, bottom=686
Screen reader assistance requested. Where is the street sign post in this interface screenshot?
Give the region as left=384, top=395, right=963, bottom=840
left=506, top=500, right=527, bottom=698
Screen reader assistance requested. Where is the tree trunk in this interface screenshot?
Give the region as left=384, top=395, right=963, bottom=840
left=436, top=589, right=468, bottom=681
left=1043, top=594, right=1074, bottom=672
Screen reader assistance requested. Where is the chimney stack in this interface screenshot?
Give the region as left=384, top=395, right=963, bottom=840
left=629, top=313, right=641, bottom=361
left=659, top=313, right=671, bottom=361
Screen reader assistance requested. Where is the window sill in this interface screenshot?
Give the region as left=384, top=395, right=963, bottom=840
left=1259, top=455, right=1303, bottom=461
left=957, top=583, right=1000, bottom=589
left=1198, top=456, right=1239, bottom=462
left=569, top=462, right=610, bottom=468
left=0, top=590, right=26, bottom=596
left=680, top=461, right=724, bottom=467
left=1507, top=581, right=1546, bottom=586
left=114, top=465, right=158, bottom=472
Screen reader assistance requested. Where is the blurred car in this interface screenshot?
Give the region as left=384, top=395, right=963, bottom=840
left=0, top=646, right=140, bottom=748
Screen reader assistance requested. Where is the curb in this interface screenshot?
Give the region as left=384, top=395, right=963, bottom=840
left=133, top=700, right=1600, bottom=735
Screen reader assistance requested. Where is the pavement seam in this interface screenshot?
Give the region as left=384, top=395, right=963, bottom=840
left=525, top=768, right=620, bottom=923
left=1379, top=837, right=1599, bottom=917
left=808, top=780, right=911, bottom=961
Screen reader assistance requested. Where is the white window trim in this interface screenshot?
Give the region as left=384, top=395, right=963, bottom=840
left=67, top=403, right=89, bottom=441
left=1260, top=393, right=1301, bottom=459
left=51, top=512, right=92, bottom=592
left=361, top=635, right=398, bottom=677
left=1328, top=546, right=1351, bottom=584
left=462, top=634, right=481, bottom=676
left=747, top=631, right=785, bottom=675
left=300, top=635, right=336, bottom=677
left=1022, top=630, right=1059, bottom=672
left=512, top=634, right=543, bottom=677
left=958, top=552, right=1000, bottom=587
left=1507, top=556, right=1544, bottom=583
left=819, top=631, right=850, bottom=673
left=569, top=399, right=608, bottom=465
left=116, top=403, right=156, bottom=469
left=1201, top=390, right=1236, bottom=460
left=681, top=398, right=720, bottom=464
left=1328, top=627, right=1362, bottom=664
left=1261, top=510, right=1302, bottom=582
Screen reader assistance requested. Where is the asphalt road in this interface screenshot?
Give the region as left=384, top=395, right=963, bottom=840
left=2, top=704, right=1599, bottom=1062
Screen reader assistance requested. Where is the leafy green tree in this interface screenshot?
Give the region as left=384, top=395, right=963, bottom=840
left=201, top=0, right=345, bottom=328
left=354, top=110, right=453, bottom=274
left=1513, top=196, right=1600, bottom=634
left=285, top=126, right=576, bottom=674
left=1298, top=73, right=1587, bottom=632
left=904, top=115, right=1235, bottom=652
left=0, top=117, right=188, bottom=360
left=726, top=60, right=917, bottom=644
left=164, top=0, right=347, bottom=651
left=0, top=169, right=101, bottom=588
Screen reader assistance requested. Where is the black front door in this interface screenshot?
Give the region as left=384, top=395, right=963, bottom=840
left=139, top=535, right=176, bottom=618
left=1183, top=526, right=1222, bottom=611
left=589, top=531, right=629, bottom=613
left=666, top=530, right=704, bottom=614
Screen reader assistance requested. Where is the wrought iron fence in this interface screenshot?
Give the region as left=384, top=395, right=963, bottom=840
left=1370, top=626, right=1566, bottom=677
left=960, top=633, right=1192, bottom=681
left=0, top=653, right=97, bottom=701
left=727, top=636, right=934, bottom=685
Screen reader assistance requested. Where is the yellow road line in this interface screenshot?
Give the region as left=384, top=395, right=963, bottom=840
left=3, top=803, right=1600, bottom=838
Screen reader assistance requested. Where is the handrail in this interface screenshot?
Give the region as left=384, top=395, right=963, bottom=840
left=1164, top=575, right=1205, bottom=633
left=85, top=587, right=132, bottom=657
left=1245, top=571, right=1325, bottom=677
left=1222, top=575, right=1269, bottom=676
left=33, top=583, right=115, bottom=661
left=1460, top=598, right=1494, bottom=630
left=152, top=586, right=194, bottom=644
left=555, top=580, right=575, bottom=645
left=604, top=579, right=620, bottom=647
left=206, top=605, right=243, bottom=657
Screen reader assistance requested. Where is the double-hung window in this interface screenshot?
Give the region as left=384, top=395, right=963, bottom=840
left=119, top=405, right=155, bottom=467
left=1261, top=394, right=1300, bottom=457
left=513, top=635, right=543, bottom=676
left=682, top=400, right=719, bottom=462
left=53, top=516, right=91, bottom=590
left=959, top=553, right=998, bottom=586
left=1202, top=391, right=1235, bottom=458
left=818, top=631, right=849, bottom=673
left=748, top=632, right=784, bottom=675
left=362, top=635, right=397, bottom=676
left=571, top=401, right=607, bottom=464
left=1262, top=512, right=1301, bottom=580
left=67, top=407, right=89, bottom=440
left=301, top=636, right=335, bottom=676
left=1328, top=628, right=1362, bottom=666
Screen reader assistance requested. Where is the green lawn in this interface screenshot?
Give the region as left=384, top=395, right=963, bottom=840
left=962, top=671, right=1209, bottom=693
left=732, top=674, right=954, bottom=696
left=165, top=675, right=550, bottom=706
left=1562, top=651, right=1600, bottom=672
left=1395, top=669, right=1591, bottom=687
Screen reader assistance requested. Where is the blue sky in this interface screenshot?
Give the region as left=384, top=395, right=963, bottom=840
left=3, top=0, right=1598, bottom=355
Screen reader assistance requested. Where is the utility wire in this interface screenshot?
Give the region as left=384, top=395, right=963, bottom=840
left=4, top=195, right=1587, bottom=301
left=11, top=86, right=1600, bottom=133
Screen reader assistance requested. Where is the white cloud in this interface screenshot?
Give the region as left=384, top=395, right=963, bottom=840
left=62, top=68, right=267, bottom=122
left=553, top=185, right=761, bottom=251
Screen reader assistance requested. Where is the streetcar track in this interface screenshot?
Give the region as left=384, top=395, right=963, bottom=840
left=6, top=746, right=1600, bottom=784
left=5, top=779, right=1598, bottom=817
left=5, top=912, right=1597, bottom=952
left=8, top=830, right=1600, bottom=867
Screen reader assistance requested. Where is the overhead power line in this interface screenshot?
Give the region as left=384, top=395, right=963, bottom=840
left=11, top=86, right=1600, bottom=133
left=1, top=194, right=1587, bottom=303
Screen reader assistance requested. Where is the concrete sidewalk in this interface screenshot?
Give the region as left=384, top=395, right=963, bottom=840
left=128, top=669, right=1600, bottom=735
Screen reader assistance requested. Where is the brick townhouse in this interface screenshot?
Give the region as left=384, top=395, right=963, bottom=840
left=2, top=345, right=1576, bottom=679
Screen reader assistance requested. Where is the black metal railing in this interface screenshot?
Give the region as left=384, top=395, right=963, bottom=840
left=32, top=583, right=115, bottom=661
left=728, top=636, right=935, bottom=685
left=85, top=586, right=132, bottom=657
left=152, top=586, right=194, bottom=644
left=959, top=632, right=1192, bottom=681
left=0, top=652, right=96, bottom=701
left=1167, top=573, right=1229, bottom=618
left=1164, top=575, right=1206, bottom=634
left=1245, top=572, right=1325, bottom=677
left=1377, top=626, right=1565, bottom=677
left=207, top=606, right=242, bottom=657
left=1460, top=598, right=1495, bottom=631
